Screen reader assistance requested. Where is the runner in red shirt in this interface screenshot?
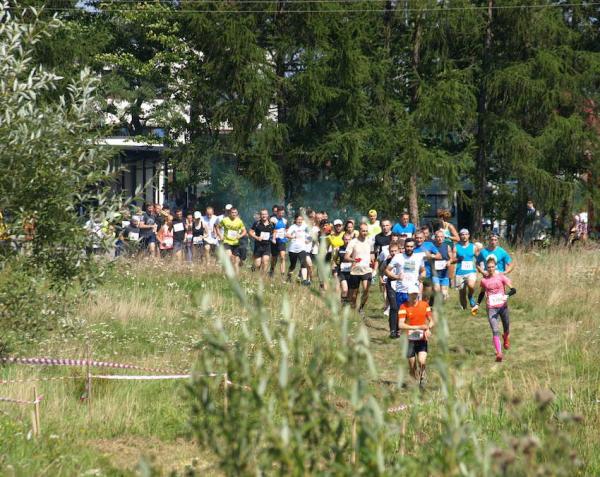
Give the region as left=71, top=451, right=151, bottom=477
left=472, top=256, right=517, bottom=362
left=398, top=285, right=435, bottom=387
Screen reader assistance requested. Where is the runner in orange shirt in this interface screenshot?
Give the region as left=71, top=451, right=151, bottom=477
left=398, top=285, right=435, bottom=387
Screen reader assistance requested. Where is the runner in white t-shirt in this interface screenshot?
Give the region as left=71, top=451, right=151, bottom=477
left=286, top=214, right=311, bottom=285
left=385, top=237, right=426, bottom=309
left=202, top=206, right=220, bottom=265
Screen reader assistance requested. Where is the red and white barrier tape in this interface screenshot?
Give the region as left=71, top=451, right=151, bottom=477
left=0, top=395, right=44, bottom=406
left=387, top=404, right=409, bottom=414
left=92, top=374, right=192, bottom=380
left=1, top=357, right=184, bottom=374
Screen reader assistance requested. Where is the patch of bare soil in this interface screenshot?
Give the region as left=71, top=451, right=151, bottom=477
left=90, top=436, right=219, bottom=475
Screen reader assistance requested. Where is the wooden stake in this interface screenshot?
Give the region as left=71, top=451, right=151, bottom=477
left=33, top=387, right=41, bottom=436
left=30, top=408, right=38, bottom=438
left=86, top=345, right=92, bottom=421
left=400, top=418, right=406, bottom=456
left=223, top=373, right=228, bottom=415
left=351, top=416, right=357, bottom=465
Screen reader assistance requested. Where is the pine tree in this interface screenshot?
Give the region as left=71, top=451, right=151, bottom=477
left=471, top=0, right=600, bottom=239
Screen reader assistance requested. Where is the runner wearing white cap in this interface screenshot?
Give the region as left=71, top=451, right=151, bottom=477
left=192, top=211, right=205, bottom=260
left=398, top=284, right=435, bottom=387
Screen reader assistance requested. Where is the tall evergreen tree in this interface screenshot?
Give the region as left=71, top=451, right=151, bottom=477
left=471, top=0, right=600, bottom=238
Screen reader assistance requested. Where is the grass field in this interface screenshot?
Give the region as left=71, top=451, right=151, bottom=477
left=1, top=248, right=599, bottom=476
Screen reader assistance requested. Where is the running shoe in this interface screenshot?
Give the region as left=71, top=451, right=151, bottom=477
left=383, top=307, right=390, bottom=316
left=495, top=352, right=503, bottom=362
left=502, top=333, right=510, bottom=350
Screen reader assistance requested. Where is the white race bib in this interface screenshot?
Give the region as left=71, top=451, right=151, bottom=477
left=260, top=231, right=271, bottom=241
left=434, top=260, right=447, bottom=271
left=128, top=232, right=139, bottom=241
left=461, top=261, right=474, bottom=271
left=193, top=236, right=203, bottom=244
left=227, top=229, right=238, bottom=240
left=185, top=233, right=193, bottom=242
left=173, top=223, right=184, bottom=233
left=275, top=228, right=285, bottom=239
left=340, top=262, right=352, bottom=272
left=163, top=237, right=173, bottom=247
left=205, top=236, right=217, bottom=245
left=488, top=293, right=507, bottom=307
left=407, top=330, right=424, bottom=341
left=403, top=261, right=416, bottom=272
left=121, top=221, right=130, bottom=229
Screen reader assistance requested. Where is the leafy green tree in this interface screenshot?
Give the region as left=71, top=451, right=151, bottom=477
left=0, top=3, right=121, bottom=342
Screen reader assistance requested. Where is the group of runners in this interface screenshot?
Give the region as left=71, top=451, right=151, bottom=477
left=110, top=202, right=516, bottom=384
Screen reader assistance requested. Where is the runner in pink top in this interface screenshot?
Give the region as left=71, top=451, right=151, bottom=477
left=472, top=256, right=517, bottom=362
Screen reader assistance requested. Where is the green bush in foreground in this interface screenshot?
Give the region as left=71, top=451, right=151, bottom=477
left=0, top=3, right=123, bottom=351
left=187, top=253, right=587, bottom=476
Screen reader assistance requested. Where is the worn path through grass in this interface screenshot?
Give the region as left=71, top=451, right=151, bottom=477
left=1, top=248, right=599, bottom=475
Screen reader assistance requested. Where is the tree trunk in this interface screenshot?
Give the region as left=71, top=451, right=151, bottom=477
left=274, top=0, right=287, bottom=203
left=408, top=15, right=422, bottom=226
left=472, top=0, right=493, bottom=235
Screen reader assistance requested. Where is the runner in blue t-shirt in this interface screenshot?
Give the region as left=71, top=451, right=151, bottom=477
left=413, top=230, right=441, bottom=304
left=269, top=206, right=288, bottom=280
left=431, top=229, right=454, bottom=301
left=391, top=213, right=417, bottom=237
left=454, top=228, right=479, bottom=310
left=476, top=234, right=514, bottom=276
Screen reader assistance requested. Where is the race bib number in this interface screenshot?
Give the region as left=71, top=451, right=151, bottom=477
left=434, top=260, right=447, bottom=271
left=340, top=262, right=352, bottom=272
left=121, top=220, right=130, bottom=229
left=488, top=293, right=507, bottom=307
left=128, top=232, right=139, bottom=241
left=408, top=330, right=424, bottom=341
left=163, top=237, right=173, bottom=247
left=227, top=229, right=238, bottom=240
left=275, top=229, right=285, bottom=239
left=193, top=236, right=202, bottom=245
left=185, top=233, right=193, bottom=242
left=403, top=261, right=416, bottom=272
left=260, top=231, right=271, bottom=241
left=173, top=223, right=184, bottom=233
left=205, top=236, right=217, bottom=245
left=461, top=261, right=474, bottom=271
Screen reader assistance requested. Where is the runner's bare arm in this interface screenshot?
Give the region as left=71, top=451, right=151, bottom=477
left=384, top=264, right=401, bottom=280
left=448, top=223, right=460, bottom=243
left=504, top=259, right=515, bottom=274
